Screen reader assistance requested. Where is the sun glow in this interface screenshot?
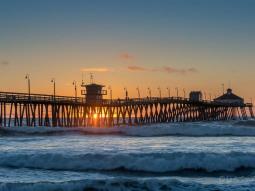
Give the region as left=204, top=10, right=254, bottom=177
left=93, top=113, right=98, bottom=119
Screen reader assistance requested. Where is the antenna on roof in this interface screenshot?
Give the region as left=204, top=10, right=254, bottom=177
left=81, top=72, right=85, bottom=85
left=228, top=80, right=231, bottom=89
left=90, top=73, right=94, bottom=84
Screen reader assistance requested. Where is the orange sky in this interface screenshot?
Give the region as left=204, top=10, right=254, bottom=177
left=0, top=0, right=254, bottom=104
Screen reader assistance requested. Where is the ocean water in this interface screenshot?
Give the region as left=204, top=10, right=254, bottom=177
left=1, top=120, right=255, bottom=191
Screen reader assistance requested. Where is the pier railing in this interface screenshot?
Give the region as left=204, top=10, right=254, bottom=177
left=0, top=91, right=85, bottom=103
left=0, top=92, right=251, bottom=108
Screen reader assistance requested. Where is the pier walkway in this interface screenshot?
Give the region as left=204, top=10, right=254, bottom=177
left=0, top=91, right=253, bottom=127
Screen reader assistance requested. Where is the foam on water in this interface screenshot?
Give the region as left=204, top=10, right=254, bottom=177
left=1, top=178, right=255, bottom=191
left=1, top=120, right=255, bottom=137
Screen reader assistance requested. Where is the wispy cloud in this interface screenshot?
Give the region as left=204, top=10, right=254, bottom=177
left=81, top=67, right=110, bottom=72
left=127, top=65, right=198, bottom=74
left=119, top=53, right=134, bottom=61
left=1, top=61, right=9, bottom=66
left=127, top=65, right=147, bottom=71
left=163, top=66, right=198, bottom=74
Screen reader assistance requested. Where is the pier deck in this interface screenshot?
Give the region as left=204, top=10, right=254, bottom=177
left=0, top=91, right=253, bottom=127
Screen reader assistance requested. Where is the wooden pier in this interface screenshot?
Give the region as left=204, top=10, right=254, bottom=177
left=0, top=91, right=253, bottom=128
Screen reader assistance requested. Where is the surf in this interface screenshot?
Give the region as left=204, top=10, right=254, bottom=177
left=1, top=120, right=255, bottom=137
left=1, top=151, right=255, bottom=173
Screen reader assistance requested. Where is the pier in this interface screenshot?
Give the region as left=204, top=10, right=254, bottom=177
left=0, top=88, right=253, bottom=128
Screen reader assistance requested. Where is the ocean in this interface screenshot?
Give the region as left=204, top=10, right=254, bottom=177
left=1, top=120, right=255, bottom=191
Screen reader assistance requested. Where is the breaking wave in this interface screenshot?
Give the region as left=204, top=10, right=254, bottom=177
left=1, top=120, right=255, bottom=137
left=1, top=151, right=255, bottom=173
left=1, top=178, right=255, bottom=191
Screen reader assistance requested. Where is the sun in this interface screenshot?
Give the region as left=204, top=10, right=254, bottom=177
left=93, top=113, right=98, bottom=119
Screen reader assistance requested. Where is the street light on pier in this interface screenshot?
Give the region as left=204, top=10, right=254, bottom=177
left=209, top=93, right=212, bottom=101
left=147, top=87, right=152, bottom=99
left=51, top=78, right=56, bottom=99
left=73, top=81, right=77, bottom=101
left=183, top=88, right=186, bottom=99
left=204, top=92, right=207, bottom=100
left=166, top=87, right=170, bottom=98
left=175, top=87, right=179, bottom=97
left=108, top=86, right=112, bottom=101
left=157, top=87, right=161, bottom=99
left=25, top=74, right=31, bottom=97
left=136, top=87, right=141, bottom=99
left=124, top=87, right=128, bottom=100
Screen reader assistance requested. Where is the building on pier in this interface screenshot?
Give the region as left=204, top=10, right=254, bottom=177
left=189, top=91, right=203, bottom=102
left=214, top=88, right=244, bottom=105
left=81, top=83, right=107, bottom=104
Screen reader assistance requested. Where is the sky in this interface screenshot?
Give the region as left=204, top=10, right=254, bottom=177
left=0, top=0, right=254, bottom=102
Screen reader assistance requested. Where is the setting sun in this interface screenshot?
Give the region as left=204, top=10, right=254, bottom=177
left=93, top=113, right=98, bottom=119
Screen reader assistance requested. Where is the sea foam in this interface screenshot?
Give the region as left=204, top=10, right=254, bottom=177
left=1, top=120, right=255, bottom=137
left=0, top=178, right=255, bottom=191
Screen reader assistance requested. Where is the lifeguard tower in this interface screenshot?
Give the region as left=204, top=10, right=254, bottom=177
left=81, top=75, right=107, bottom=104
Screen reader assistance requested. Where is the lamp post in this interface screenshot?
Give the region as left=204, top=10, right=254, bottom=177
left=204, top=91, right=207, bottom=100
left=136, top=87, right=140, bottom=99
left=167, top=87, right=170, bottom=98
left=108, top=86, right=112, bottom=101
left=124, top=87, right=128, bottom=100
left=73, top=81, right=77, bottom=101
left=147, top=87, right=151, bottom=99
left=25, top=74, right=31, bottom=98
left=175, top=87, right=179, bottom=97
left=51, top=78, right=56, bottom=99
left=183, top=88, right=186, bottom=99
left=209, top=93, right=212, bottom=101
left=157, top=87, right=161, bottom=99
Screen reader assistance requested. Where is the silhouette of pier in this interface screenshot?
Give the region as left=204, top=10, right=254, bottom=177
left=0, top=89, right=253, bottom=128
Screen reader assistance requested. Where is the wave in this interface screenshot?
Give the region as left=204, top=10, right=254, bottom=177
left=1, top=151, right=255, bottom=173
left=1, top=178, right=255, bottom=191
left=234, top=120, right=255, bottom=127
left=1, top=120, right=255, bottom=137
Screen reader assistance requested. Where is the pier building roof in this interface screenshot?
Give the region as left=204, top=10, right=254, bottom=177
left=214, top=89, right=244, bottom=105
left=81, top=83, right=105, bottom=87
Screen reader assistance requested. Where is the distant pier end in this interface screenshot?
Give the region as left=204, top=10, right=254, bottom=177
left=214, top=89, right=244, bottom=105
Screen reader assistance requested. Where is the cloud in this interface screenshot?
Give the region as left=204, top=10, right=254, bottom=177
left=119, top=53, right=134, bottom=61
left=127, top=65, right=198, bottom=74
left=163, top=66, right=198, bottom=74
left=81, top=67, right=110, bottom=72
left=1, top=61, right=9, bottom=66
left=127, top=65, right=147, bottom=71
left=187, top=68, right=198, bottom=73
